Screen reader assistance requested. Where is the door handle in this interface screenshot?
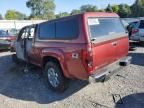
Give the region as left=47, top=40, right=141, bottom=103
left=111, top=42, right=117, bottom=46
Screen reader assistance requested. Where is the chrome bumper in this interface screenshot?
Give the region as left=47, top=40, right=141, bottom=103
left=89, top=56, right=132, bottom=83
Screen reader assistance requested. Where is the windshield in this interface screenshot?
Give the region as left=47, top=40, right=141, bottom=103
left=88, top=18, right=126, bottom=39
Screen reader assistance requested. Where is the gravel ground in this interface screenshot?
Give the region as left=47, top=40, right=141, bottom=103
left=0, top=42, right=144, bottom=108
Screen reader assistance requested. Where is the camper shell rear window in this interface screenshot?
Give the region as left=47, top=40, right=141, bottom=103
left=88, top=17, right=126, bottom=39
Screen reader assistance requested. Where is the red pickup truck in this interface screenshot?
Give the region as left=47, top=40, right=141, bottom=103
left=13, top=12, right=131, bottom=91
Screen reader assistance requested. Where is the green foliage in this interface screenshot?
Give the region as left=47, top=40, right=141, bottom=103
left=118, top=4, right=131, bottom=18
left=26, top=0, right=55, bottom=20
left=5, top=10, right=27, bottom=20
left=71, top=9, right=81, bottom=15
left=55, top=12, right=70, bottom=18
left=15, top=11, right=27, bottom=20
left=80, top=4, right=97, bottom=12
left=55, top=4, right=98, bottom=19
left=111, top=4, right=131, bottom=18
left=112, top=5, right=119, bottom=13
left=131, top=0, right=144, bottom=17
left=96, top=9, right=105, bottom=12
left=106, top=4, right=113, bottom=12
left=111, top=0, right=144, bottom=18
left=5, top=10, right=17, bottom=20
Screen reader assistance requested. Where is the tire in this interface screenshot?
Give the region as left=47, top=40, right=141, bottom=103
left=10, top=47, right=15, bottom=52
left=44, top=61, right=68, bottom=92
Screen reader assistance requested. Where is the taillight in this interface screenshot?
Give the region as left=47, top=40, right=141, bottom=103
left=81, top=46, right=93, bottom=74
left=132, top=29, right=139, bottom=34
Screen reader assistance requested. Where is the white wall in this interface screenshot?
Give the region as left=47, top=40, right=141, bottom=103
left=0, top=20, right=46, bottom=30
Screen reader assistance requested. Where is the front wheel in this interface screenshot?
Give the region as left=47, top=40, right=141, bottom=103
left=44, top=61, right=68, bottom=92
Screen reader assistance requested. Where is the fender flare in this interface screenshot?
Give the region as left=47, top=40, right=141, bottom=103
left=41, top=48, right=70, bottom=77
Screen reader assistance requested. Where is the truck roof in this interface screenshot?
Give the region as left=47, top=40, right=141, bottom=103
left=39, top=12, right=119, bottom=25
left=83, top=12, right=119, bottom=18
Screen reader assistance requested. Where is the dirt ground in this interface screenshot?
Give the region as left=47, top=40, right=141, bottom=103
left=0, top=42, right=144, bottom=108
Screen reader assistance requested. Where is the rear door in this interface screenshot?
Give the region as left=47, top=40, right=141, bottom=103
left=87, top=17, right=127, bottom=70
left=15, top=27, right=29, bottom=61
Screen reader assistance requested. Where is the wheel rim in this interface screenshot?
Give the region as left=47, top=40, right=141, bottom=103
left=47, top=67, right=59, bottom=88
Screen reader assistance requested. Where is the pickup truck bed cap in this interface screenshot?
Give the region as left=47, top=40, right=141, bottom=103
left=40, top=12, right=119, bottom=25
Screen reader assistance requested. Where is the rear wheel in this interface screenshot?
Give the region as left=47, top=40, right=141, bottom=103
left=44, top=61, right=68, bottom=92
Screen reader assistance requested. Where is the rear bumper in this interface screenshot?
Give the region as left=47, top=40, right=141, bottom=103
left=140, top=36, right=144, bottom=41
left=89, top=56, right=132, bottom=83
left=130, top=36, right=140, bottom=41
left=130, top=36, right=144, bottom=42
left=130, top=36, right=144, bottom=41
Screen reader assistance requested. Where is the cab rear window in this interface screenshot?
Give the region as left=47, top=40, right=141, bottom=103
left=39, top=17, right=79, bottom=40
left=88, top=18, right=126, bottom=39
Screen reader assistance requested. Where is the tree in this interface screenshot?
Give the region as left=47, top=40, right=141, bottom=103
left=5, top=10, right=27, bottom=20
left=80, top=4, right=97, bottom=12
left=15, top=11, right=27, bottom=20
left=0, top=14, right=3, bottom=20
left=112, top=5, right=120, bottom=13
left=106, top=4, right=113, bottom=12
left=131, top=0, right=144, bottom=17
left=71, top=9, right=81, bottom=15
left=118, top=4, right=131, bottom=18
left=97, top=9, right=105, bottom=12
left=109, top=4, right=131, bottom=18
left=55, top=12, right=70, bottom=18
left=5, top=10, right=17, bottom=20
left=26, top=0, right=55, bottom=20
